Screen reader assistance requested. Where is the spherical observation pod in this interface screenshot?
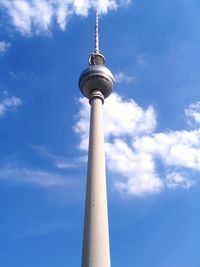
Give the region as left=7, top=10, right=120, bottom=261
left=79, top=64, right=115, bottom=99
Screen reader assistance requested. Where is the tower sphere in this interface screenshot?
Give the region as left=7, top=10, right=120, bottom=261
left=79, top=64, right=114, bottom=99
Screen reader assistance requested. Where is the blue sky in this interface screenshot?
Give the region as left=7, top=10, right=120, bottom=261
left=0, top=0, right=200, bottom=266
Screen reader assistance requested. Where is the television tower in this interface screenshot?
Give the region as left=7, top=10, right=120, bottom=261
left=79, top=12, right=115, bottom=267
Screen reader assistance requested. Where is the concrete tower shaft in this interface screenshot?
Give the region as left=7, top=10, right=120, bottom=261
left=81, top=90, right=110, bottom=267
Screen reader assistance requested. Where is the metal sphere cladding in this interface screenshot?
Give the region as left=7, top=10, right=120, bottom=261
left=79, top=64, right=115, bottom=99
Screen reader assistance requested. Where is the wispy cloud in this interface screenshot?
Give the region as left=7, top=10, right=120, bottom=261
left=0, top=0, right=131, bottom=36
left=114, top=71, right=136, bottom=83
left=31, top=144, right=77, bottom=169
left=0, top=165, right=71, bottom=187
left=166, top=172, right=195, bottom=189
left=11, top=220, right=70, bottom=239
left=0, top=96, right=22, bottom=117
left=0, top=41, right=10, bottom=53
left=75, top=93, right=200, bottom=197
left=137, top=54, right=147, bottom=66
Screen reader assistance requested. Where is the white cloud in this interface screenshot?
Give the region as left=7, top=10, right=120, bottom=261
left=104, top=94, right=156, bottom=138
left=0, top=96, right=22, bottom=117
left=106, top=139, right=163, bottom=196
left=114, top=71, right=136, bottom=83
left=0, top=41, right=10, bottom=53
left=185, top=102, right=200, bottom=125
left=135, top=130, right=200, bottom=170
left=0, top=0, right=131, bottom=35
left=75, top=94, right=200, bottom=197
left=0, top=165, right=70, bottom=187
left=0, top=0, right=53, bottom=35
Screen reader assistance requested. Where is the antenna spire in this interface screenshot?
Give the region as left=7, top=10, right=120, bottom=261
left=95, top=11, right=100, bottom=54
left=88, top=11, right=105, bottom=65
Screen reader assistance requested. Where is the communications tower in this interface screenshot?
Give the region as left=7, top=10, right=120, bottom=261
left=79, top=12, right=115, bottom=267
